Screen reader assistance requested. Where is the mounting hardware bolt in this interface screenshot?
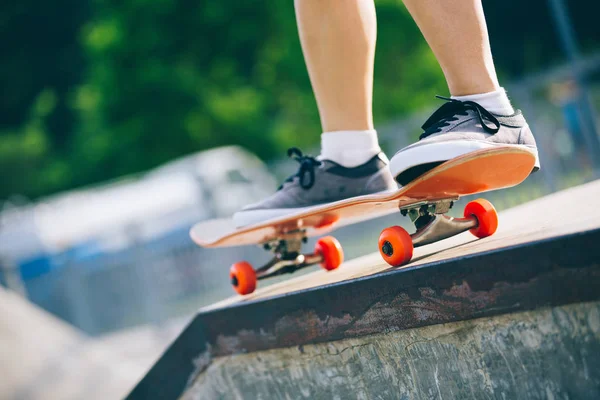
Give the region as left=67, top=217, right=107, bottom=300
left=381, top=241, right=394, bottom=256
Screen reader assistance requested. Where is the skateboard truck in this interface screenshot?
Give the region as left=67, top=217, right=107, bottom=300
left=255, top=232, right=323, bottom=280
left=400, top=198, right=478, bottom=247
left=379, top=198, right=499, bottom=267
left=411, top=213, right=478, bottom=247
left=230, top=232, right=343, bottom=295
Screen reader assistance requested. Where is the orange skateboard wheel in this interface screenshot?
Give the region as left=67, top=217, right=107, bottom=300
left=230, top=261, right=257, bottom=295
left=379, top=226, right=414, bottom=267
left=464, top=198, right=498, bottom=238
left=315, top=236, right=344, bottom=271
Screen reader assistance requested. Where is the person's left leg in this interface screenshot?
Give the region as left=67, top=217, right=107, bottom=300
left=233, top=0, right=396, bottom=227
left=295, top=0, right=385, bottom=169
left=390, top=0, right=540, bottom=184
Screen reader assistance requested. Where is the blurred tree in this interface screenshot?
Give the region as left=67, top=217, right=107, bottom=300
left=72, top=0, right=446, bottom=187
left=484, top=0, right=600, bottom=77
left=0, top=0, right=598, bottom=199
left=0, top=0, right=87, bottom=198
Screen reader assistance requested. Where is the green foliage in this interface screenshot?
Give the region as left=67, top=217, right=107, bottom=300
left=1, top=0, right=597, bottom=200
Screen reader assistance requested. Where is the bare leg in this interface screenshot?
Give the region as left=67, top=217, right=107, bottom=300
left=295, top=0, right=376, bottom=132
left=234, top=1, right=396, bottom=228
left=402, top=0, right=499, bottom=96
left=389, top=0, right=539, bottom=183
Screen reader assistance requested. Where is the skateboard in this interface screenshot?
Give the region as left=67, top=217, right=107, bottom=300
left=191, top=147, right=536, bottom=295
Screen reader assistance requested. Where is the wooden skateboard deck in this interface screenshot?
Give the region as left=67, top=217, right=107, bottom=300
left=191, top=147, right=536, bottom=248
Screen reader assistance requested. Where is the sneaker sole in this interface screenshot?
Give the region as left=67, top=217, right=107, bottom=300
left=390, top=140, right=541, bottom=184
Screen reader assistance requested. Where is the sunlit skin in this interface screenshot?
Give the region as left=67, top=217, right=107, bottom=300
left=295, top=0, right=376, bottom=132
left=402, top=0, right=500, bottom=96
left=294, top=0, right=500, bottom=132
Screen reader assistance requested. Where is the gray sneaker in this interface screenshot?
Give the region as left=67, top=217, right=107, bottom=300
left=233, top=147, right=397, bottom=227
left=390, top=97, right=541, bottom=185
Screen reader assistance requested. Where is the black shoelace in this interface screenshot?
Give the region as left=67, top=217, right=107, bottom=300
left=420, top=96, right=501, bottom=140
left=279, top=147, right=322, bottom=190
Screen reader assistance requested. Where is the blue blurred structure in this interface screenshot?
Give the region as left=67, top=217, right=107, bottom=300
left=0, top=146, right=275, bottom=334
left=548, top=0, right=600, bottom=165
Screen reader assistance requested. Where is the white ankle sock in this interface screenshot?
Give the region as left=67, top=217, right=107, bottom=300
left=451, top=87, right=515, bottom=115
left=320, top=130, right=382, bottom=168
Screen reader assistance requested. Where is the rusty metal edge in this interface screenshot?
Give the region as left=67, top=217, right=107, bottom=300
left=128, top=228, right=600, bottom=400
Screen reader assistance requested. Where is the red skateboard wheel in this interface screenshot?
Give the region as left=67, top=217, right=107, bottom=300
left=379, top=226, right=413, bottom=267
left=315, top=236, right=344, bottom=271
left=230, top=261, right=257, bottom=295
left=464, top=198, right=498, bottom=238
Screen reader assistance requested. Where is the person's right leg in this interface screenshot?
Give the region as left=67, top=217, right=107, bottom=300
left=233, top=0, right=396, bottom=227
left=389, top=0, right=540, bottom=184
left=404, top=0, right=500, bottom=98
left=295, top=0, right=375, bottom=133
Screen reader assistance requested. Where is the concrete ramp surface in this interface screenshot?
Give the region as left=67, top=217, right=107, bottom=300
left=130, top=180, right=600, bottom=399
left=0, top=286, right=147, bottom=400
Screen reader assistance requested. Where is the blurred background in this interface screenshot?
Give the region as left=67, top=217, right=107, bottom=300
left=1, top=0, right=600, bottom=397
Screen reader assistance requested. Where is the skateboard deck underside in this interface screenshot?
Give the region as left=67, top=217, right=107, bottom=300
left=191, top=147, right=536, bottom=248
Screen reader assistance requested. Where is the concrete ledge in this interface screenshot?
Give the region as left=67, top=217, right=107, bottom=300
left=128, top=227, right=600, bottom=399
left=184, top=301, right=600, bottom=399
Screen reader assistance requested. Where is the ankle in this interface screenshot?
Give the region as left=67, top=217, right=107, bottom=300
left=451, top=87, right=514, bottom=115
left=320, top=130, right=382, bottom=168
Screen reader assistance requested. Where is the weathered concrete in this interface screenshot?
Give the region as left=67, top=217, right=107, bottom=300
left=0, top=286, right=147, bottom=400
left=184, top=301, right=600, bottom=400
left=130, top=228, right=600, bottom=399
left=129, top=182, right=600, bottom=399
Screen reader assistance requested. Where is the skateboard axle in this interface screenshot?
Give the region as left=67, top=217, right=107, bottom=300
left=256, top=235, right=324, bottom=280
left=399, top=198, right=478, bottom=247
left=255, top=252, right=324, bottom=280
left=411, top=214, right=478, bottom=247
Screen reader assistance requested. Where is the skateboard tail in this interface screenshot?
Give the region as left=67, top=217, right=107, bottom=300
left=404, top=148, right=535, bottom=198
